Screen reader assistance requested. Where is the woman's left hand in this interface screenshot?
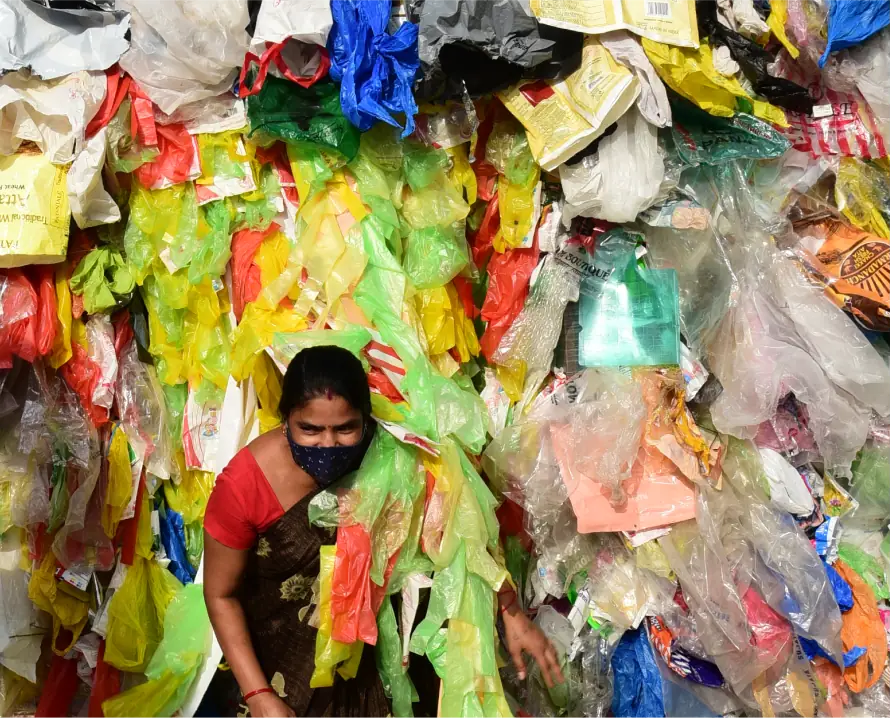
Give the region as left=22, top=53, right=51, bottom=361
left=501, top=606, right=565, bottom=688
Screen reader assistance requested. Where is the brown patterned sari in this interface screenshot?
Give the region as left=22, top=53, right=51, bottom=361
left=239, top=490, right=390, bottom=716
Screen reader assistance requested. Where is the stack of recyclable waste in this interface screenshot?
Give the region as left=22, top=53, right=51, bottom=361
left=0, top=0, right=888, bottom=716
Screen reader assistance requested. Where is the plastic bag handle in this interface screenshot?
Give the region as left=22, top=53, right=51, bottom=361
left=237, top=41, right=331, bottom=98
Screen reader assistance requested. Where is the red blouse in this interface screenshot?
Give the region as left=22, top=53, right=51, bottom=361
left=204, top=448, right=285, bottom=550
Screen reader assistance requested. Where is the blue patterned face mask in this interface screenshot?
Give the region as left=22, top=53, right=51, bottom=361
left=283, top=422, right=371, bottom=488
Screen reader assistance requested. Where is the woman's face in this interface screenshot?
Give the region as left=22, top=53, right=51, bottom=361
left=288, top=395, right=364, bottom=447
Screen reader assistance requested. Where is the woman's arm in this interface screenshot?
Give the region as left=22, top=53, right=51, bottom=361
left=203, top=531, right=294, bottom=717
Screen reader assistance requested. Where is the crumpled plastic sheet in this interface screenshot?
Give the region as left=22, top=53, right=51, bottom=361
left=0, top=69, right=106, bottom=164
left=0, top=0, right=129, bottom=79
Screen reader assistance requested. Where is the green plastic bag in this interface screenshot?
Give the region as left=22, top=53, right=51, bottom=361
left=579, top=230, right=681, bottom=368
left=123, top=182, right=198, bottom=281
left=69, top=246, right=135, bottom=314
left=837, top=542, right=889, bottom=601
left=848, top=442, right=890, bottom=530
left=402, top=223, right=470, bottom=290
left=247, top=77, right=361, bottom=162
left=188, top=200, right=232, bottom=285
left=103, top=583, right=211, bottom=717
left=271, top=326, right=372, bottom=366
left=667, top=99, right=791, bottom=166
left=376, top=599, right=419, bottom=717
left=403, top=142, right=449, bottom=192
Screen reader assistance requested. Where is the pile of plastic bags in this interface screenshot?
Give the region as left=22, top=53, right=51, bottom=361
left=0, top=0, right=888, bottom=716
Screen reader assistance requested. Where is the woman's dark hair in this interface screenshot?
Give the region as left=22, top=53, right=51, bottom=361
left=278, top=345, right=372, bottom=420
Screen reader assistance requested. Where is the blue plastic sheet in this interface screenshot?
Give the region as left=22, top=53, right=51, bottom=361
left=824, top=560, right=854, bottom=612
left=160, top=504, right=196, bottom=585
left=611, top=625, right=665, bottom=718
left=328, top=0, right=420, bottom=138
left=799, top=636, right=867, bottom=668
left=819, top=0, right=891, bottom=67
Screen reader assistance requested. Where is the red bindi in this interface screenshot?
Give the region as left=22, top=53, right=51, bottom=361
left=325, top=389, right=334, bottom=400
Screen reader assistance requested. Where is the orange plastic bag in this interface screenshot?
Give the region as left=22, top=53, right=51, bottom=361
left=834, top=559, right=888, bottom=693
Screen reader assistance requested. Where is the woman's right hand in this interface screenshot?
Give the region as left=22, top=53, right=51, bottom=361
left=246, top=692, right=295, bottom=717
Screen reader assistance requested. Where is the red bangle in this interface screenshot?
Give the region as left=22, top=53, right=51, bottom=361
left=243, top=687, right=275, bottom=701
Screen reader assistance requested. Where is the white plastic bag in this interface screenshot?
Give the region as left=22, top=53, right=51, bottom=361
left=67, top=126, right=121, bottom=229
left=0, top=70, right=106, bottom=164
left=757, top=447, right=814, bottom=516
left=250, top=0, right=332, bottom=50
left=118, top=0, right=249, bottom=115
left=596, top=107, right=664, bottom=223
left=600, top=31, right=671, bottom=128
left=0, top=0, right=129, bottom=79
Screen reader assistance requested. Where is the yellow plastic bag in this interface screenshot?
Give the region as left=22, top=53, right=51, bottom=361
left=102, top=426, right=133, bottom=538
left=230, top=302, right=308, bottom=380
left=49, top=263, right=72, bottom=369
left=28, top=551, right=90, bottom=654
left=496, top=166, right=540, bottom=252
left=834, top=158, right=890, bottom=239
left=446, top=144, right=477, bottom=206
left=311, top=545, right=362, bottom=687
left=416, top=286, right=456, bottom=356
left=0, top=152, right=70, bottom=268
left=250, top=352, right=283, bottom=434
left=104, top=555, right=182, bottom=673
left=642, top=39, right=788, bottom=127
left=766, top=0, right=800, bottom=59
left=163, top=464, right=214, bottom=526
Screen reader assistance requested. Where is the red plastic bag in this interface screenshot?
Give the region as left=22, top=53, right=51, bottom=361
left=86, top=66, right=132, bottom=139
left=231, top=223, right=281, bottom=321
left=133, top=124, right=198, bottom=188
left=470, top=194, right=500, bottom=268
left=129, top=82, right=158, bottom=148
left=742, top=587, right=793, bottom=669
left=238, top=41, right=330, bottom=97
left=36, top=655, right=79, bottom=718
left=88, top=641, right=121, bottom=717
left=59, top=335, right=109, bottom=427
left=0, top=267, right=57, bottom=368
left=331, top=524, right=377, bottom=646
left=480, top=237, right=539, bottom=360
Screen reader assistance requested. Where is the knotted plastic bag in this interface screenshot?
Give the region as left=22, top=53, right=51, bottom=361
left=328, top=0, right=419, bottom=138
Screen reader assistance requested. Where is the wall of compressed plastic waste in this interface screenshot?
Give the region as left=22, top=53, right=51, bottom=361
left=0, top=0, right=889, bottom=716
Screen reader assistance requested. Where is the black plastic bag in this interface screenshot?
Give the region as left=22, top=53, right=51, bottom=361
left=411, top=0, right=582, bottom=101
left=698, top=1, right=814, bottom=115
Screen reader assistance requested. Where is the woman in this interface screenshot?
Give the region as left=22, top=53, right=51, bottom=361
left=204, top=346, right=563, bottom=717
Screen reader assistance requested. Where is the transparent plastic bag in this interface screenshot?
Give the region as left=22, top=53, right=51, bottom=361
left=709, top=244, right=889, bottom=476
left=549, top=370, right=646, bottom=508
left=491, top=253, right=580, bottom=400
left=117, top=0, right=249, bottom=114
left=595, top=107, right=663, bottom=223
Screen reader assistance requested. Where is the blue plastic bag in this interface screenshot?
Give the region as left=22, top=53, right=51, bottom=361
left=819, top=0, right=890, bottom=67
left=328, top=0, right=420, bottom=138
left=799, top=636, right=867, bottom=668
left=611, top=625, right=665, bottom=718
left=160, top=504, right=196, bottom=585
left=824, top=560, right=854, bottom=612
